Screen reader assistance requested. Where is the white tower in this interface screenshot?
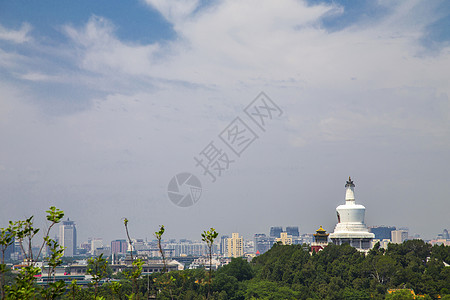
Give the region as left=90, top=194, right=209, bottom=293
left=329, top=177, right=374, bottom=251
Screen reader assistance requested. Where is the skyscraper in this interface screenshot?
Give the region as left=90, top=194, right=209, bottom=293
left=286, top=226, right=300, bottom=237
left=220, top=235, right=229, bottom=256
left=59, top=218, right=77, bottom=257
left=269, top=226, right=283, bottom=238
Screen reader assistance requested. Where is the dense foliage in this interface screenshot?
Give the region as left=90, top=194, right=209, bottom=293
left=145, top=241, right=449, bottom=299
left=111, top=241, right=450, bottom=299
left=246, top=241, right=450, bottom=300
left=1, top=240, right=450, bottom=299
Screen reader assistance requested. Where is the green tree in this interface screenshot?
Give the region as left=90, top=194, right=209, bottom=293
left=218, top=257, right=253, bottom=282
left=369, top=255, right=398, bottom=285
left=4, top=206, right=64, bottom=300
left=0, top=221, right=16, bottom=299
left=87, top=253, right=109, bottom=299
left=201, top=227, right=218, bottom=299
left=4, top=265, right=41, bottom=300
left=385, top=289, right=415, bottom=300
left=43, top=237, right=65, bottom=297
left=106, top=281, right=122, bottom=300
left=123, top=218, right=144, bottom=299
left=155, top=225, right=166, bottom=273
left=245, top=279, right=300, bottom=299
left=68, top=279, right=82, bottom=300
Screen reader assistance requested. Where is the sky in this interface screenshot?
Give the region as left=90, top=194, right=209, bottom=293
left=0, top=0, right=449, bottom=245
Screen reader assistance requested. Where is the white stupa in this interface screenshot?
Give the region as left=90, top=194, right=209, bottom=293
left=329, top=177, right=374, bottom=251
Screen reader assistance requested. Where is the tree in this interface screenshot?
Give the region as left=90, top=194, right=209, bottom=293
left=385, top=289, right=416, bottom=300
left=123, top=218, right=133, bottom=260
left=201, top=227, right=218, bottom=299
left=369, top=255, right=397, bottom=285
left=217, top=257, right=253, bottom=282
left=87, top=253, right=109, bottom=299
left=4, top=264, right=41, bottom=300
left=106, top=281, right=122, bottom=300
left=155, top=225, right=166, bottom=273
left=123, top=218, right=144, bottom=299
left=68, top=279, right=82, bottom=300
left=4, top=206, right=65, bottom=300
left=0, top=221, right=16, bottom=299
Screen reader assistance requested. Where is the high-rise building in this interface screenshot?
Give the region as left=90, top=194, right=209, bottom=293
left=111, top=240, right=128, bottom=254
left=329, top=177, right=374, bottom=251
left=369, top=226, right=396, bottom=240
left=391, top=230, right=408, bottom=244
left=220, top=235, right=229, bottom=256
left=286, top=226, right=300, bottom=237
left=90, top=238, right=103, bottom=255
left=227, top=233, right=243, bottom=258
left=59, top=218, right=77, bottom=257
left=269, top=226, right=283, bottom=238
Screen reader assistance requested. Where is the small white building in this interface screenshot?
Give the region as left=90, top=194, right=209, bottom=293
left=189, top=257, right=221, bottom=270
left=329, top=177, right=374, bottom=251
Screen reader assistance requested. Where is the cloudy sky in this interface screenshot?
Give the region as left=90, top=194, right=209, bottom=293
left=1, top=0, right=449, bottom=244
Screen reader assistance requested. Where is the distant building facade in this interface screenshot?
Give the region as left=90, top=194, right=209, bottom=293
left=166, top=240, right=212, bottom=257
left=276, top=232, right=292, bottom=245
left=111, top=240, right=128, bottom=254
left=220, top=235, right=229, bottom=256
left=254, top=234, right=274, bottom=255
left=286, top=226, right=300, bottom=237
left=90, top=238, right=103, bottom=255
left=391, top=230, right=408, bottom=244
left=59, top=218, right=77, bottom=257
left=269, top=227, right=283, bottom=239
left=369, top=226, right=396, bottom=240
left=227, top=233, right=243, bottom=258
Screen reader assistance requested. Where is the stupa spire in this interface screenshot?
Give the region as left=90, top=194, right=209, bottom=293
left=345, top=176, right=355, bottom=202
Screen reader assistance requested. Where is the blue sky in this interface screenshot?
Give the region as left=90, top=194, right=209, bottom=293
left=0, top=1, right=175, bottom=43
left=1, top=0, right=449, bottom=244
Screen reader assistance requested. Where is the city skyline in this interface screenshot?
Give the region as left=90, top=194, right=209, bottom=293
left=1, top=1, right=449, bottom=243
left=47, top=218, right=441, bottom=248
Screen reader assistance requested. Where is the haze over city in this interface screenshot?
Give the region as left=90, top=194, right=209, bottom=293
left=1, top=0, right=449, bottom=244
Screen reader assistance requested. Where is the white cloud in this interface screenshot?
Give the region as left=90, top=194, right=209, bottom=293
left=144, top=0, right=200, bottom=24
left=64, top=16, right=161, bottom=75
left=58, top=1, right=449, bottom=96
left=20, top=72, right=58, bottom=82
left=0, top=23, right=32, bottom=43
